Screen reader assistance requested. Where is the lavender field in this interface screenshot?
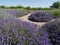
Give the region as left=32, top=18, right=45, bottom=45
left=0, top=8, right=60, bottom=45
left=0, top=0, right=60, bottom=45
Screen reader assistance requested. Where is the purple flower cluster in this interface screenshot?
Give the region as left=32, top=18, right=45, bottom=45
left=7, top=10, right=29, bottom=17
left=42, top=19, right=60, bottom=45
left=0, top=17, right=51, bottom=45
left=0, top=9, right=29, bottom=18
left=28, top=11, right=54, bottom=22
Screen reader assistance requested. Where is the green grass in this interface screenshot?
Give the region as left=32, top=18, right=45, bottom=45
left=0, top=12, right=10, bottom=20
left=47, top=9, right=60, bottom=18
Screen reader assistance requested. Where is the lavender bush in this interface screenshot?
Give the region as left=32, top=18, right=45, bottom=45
left=0, top=13, right=10, bottom=20
left=28, top=11, right=54, bottom=22
left=0, top=16, right=51, bottom=45
left=0, top=9, right=29, bottom=18
left=41, top=19, right=60, bottom=45
left=6, top=10, right=29, bottom=17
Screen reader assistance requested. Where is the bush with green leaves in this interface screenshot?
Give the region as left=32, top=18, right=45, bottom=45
left=50, top=1, right=60, bottom=8
left=49, top=9, right=60, bottom=18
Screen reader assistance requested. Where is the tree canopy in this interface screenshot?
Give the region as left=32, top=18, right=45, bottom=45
left=50, top=1, right=60, bottom=8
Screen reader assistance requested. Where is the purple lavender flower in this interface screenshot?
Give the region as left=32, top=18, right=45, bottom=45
left=28, top=11, right=54, bottom=22
left=41, top=19, right=60, bottom=45
left=0, top=16, right=52, bottom=45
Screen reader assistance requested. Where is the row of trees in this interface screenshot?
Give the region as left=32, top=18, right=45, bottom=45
left=0, top=5, right=50, bottom=10
left=0, top=1, right=60, bottom=10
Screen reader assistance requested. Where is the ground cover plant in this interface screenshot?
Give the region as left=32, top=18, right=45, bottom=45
left=28, top=11, right=55, bottom=22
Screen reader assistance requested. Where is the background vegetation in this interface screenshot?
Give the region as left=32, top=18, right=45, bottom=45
left=0, top=1, right=60, bottom=45
left=0, top=1, right=60, bottom=18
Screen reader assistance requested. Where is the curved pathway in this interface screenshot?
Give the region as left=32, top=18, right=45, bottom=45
left=18, top=14, right=55, bottom=27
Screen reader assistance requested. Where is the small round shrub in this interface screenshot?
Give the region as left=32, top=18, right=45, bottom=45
left=28, top=11, right=54, bottom=22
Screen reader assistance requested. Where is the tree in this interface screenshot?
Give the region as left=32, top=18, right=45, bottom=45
left=50, top=2, right=60, bottom=8
left=16, top=5, right=24, bottom=8
left=0, top=6, right=6, bottom=8
left=9, top=6, right=16, bottom=9
left=25, top=6, right=31, bottom=10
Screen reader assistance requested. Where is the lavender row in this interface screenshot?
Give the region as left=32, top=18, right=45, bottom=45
left=0, top=9, right=29, bottom=18
left=0, top=17, right=51, bottom=45
left=41, top=19, right=60, bottom=45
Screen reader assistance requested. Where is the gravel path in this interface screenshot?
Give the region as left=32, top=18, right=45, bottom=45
left=18, top=14, right=47, bottom=27
left=18, top=13, right=55, bottom=27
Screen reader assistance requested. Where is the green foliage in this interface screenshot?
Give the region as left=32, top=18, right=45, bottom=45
left=9, top=6, right=17, bottom=9
left=0, top=5, right=45, bottom=10
left=49, top=9, right=60, bottom=18
left=50, top=1, right=60, bottom=8
left=16, top=6, right=24, bottom=8
left=0, top=6, right=6, bottom=8
left=43, top=8, right=50, bottom=10
left=0, top=5, right=52, bottom=10
left=30, top=7, right=43, bottom=10
left=0, top=13, right=10, bottom=20
left=25, top=6, right=31, bottom=10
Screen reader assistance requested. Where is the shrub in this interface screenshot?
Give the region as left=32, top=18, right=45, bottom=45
left=50, top=2, right=60, bottom=8
left=42, top=19, right=60, bottom=45
left=50, top=9, right=60, bottom=18
left=0, top=17, right=51, bottom=45
left=28, top=11, right=54, bottom=22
